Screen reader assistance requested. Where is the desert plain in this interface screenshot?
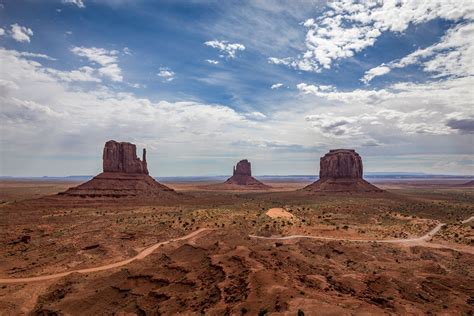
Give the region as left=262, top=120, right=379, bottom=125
left=0, top=178, right=473, bottom=315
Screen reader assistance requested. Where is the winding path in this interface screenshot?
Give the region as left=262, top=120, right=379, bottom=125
left=249, top=223, right=445, bottom=244
left=1, top=216, right=472, bottom=284
left=0, top=228, right=210, bottom=284
left=249, top=215, right=474, bottom=251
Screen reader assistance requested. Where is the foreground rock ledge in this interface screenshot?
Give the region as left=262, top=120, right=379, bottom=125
left=303, top=149, right=382, bottom=193
left=60, top=140, right=176, bottom=198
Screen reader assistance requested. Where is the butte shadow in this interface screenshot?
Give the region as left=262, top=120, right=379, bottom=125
left=201, top=159, right=271, bottom=191
left=59, top=140, right=180, bottom=199
left=302, top=149, right=383, bottom=193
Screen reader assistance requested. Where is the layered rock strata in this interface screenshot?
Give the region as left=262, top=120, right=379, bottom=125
left=303, top=149, right=382, bottom=192
left=60, top=141, right=176, bottom=198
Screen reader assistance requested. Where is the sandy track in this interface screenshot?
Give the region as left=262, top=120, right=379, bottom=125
left=1, top=216, right=472, bottom=284
left=249, top=215, right=474, bottom=253
left=0, top=228, right=210, bottom=284
left=249, top=223, right=444, bottom=243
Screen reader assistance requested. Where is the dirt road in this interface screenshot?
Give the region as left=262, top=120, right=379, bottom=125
left=250, top=216, right=474, bottom=254
left=0, top=228, right=210, bottom=284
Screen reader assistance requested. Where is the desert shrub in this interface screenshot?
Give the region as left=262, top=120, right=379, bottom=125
left=258, top=308, right=268, bottom=316
left=298, top=309, right=305, bottom=316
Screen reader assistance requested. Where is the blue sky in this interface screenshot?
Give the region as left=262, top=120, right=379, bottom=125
left=0, top=0, right=473, bottom=176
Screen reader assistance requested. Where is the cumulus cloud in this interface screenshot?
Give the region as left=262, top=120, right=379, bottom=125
left=269, top=0, right=474, bottom=72
left=297, top=75, right=474, bottom=139
left=204, top=40, right=245, bottom=58
left=361, top=65, right=391, bottom=84
left=363, top=23, right=474, bottom=83
left=158, top=67, right=175, bottom=82
left=0, top=28, right=5, bottom=36
left=206, top=59, right=219, bottom=64
left=62, top=0, right=85, bottom=8
left=9, top=24, right=33, bottom=43
left=297, top=83, right=335, bottom=94
left=0, top=47, right=472, bottom=175
left=0, top=48, right=270, bottom=176
left=271, top=83, right=283, bottom=89
left=71, top=46, right=123, bottom=82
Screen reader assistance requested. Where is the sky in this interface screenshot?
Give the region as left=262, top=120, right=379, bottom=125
left=0, top=0, right=473, bottom=177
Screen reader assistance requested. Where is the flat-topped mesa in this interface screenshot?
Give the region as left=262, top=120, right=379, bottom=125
left=103, top=140, right=148, bottom=174
left=320, top=149, right=362, bottom=179
left=303, top=149, right=382, bottom=193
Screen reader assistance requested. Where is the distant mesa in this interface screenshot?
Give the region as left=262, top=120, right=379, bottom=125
left=303, top=149, right=382, bottom=193
left=60, top=140, right=177, bottom=198
left=205, top=159, right=271, bottom=190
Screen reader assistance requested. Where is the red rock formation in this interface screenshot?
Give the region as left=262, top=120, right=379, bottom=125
left=60, top=141, right=176, bottom=198
left=224, top=159, right=269, bottom=188
left=233, top=159, right=252, bottom=177
left=319, top=149, right=362, bottom=179
left=304, top=149, right=382, bottom=193
left=103, top=140, right=148, bottom=174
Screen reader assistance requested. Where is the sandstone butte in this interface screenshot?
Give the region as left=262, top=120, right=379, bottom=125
left=303, top=149, right=382, bottom=192
left=223, top=159, right=270, bottom=189
left=60, top=140, right=176, bottom=198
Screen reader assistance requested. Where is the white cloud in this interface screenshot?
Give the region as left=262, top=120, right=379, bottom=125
left=9, top=24, right=33, bottom=43
left=363, top=23, right=474, bottom=83
left=71, top=46, right=123, bottom=82
left=71, top=46, right=118, bottom=66
left=204, top=40, right=245, bottom=58
left=50, top=66, right=101, bottom=83
left=0, top=48, right=267, bottom=176
left=206, top=59, right=219, bottom=64
left=122, top=47, right=132, bottom=55
left=269, top=0, right=474, bottom=73
left=297, top=83, right=335, bottom=94
left=361, top=65, right=391, bottom=84
left=158, top=67, right=175, bottom=82
left=297, top=75, right=474, bottom=137
left=62, top=0, right=85, bottom=8
left=0, top=28, right=5, bottom=36
left=17, top=51, right=56, bottom=61
left=271, top=83, right=283, bottom=89
left=0, top=47, right=472, bottom=176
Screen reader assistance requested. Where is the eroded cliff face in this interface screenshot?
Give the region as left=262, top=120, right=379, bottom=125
left=224, top=159, right=269, bottom=188
left=319, top=149, right=362, bottom=179
left=103, top=140, right=148, bottom=175
left=303, top=149, right=382, bottom=193
left=60, top=140, right=177, bottom=198
left=233, top=159, right=252, bottom=177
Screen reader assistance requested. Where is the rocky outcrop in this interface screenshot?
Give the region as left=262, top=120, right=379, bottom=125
left=103, top=140, right=148, bottom=174
left=233, top=159, right=252, bottom=177
left=319, top=149, right=362, bottom=179
left=201, top=159, right=270, bottom=190
left=224, top=159, right=269, bottom=188
left=303, top=149, right=382, bottom=193
left=60, top=140, right=176, bottom=198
